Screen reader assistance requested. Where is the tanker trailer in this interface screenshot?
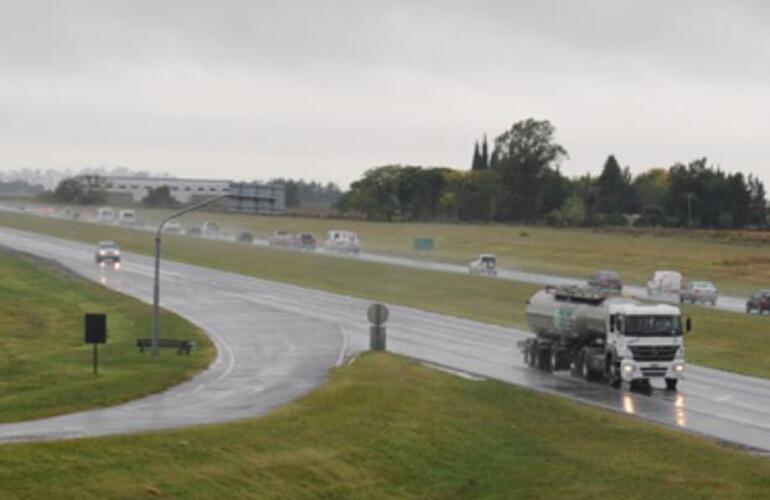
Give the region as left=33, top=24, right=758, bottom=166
left=520, top=285, right=689, bottom=390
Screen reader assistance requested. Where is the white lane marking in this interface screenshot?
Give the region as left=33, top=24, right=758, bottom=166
left=336, top=325, right=350, bottom=367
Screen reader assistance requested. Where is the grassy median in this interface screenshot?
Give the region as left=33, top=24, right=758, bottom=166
left=0, top=353, right=767, bottom=499
left=1, top=211, right=769, bottom=379
left=0, top=249, right=213, bottom=422
left=133, top=208, right=770, bottom=296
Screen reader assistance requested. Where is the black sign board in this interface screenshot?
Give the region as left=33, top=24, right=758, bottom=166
left=85, top=313, right=107, bottom=344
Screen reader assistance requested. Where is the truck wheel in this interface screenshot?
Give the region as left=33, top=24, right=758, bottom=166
left=525, top=344, right=537, bottom=368
left=607, top=358, right=621, bottom=388
left=580, top=356, right=593, bottom=381
left=665, top=378, right=678, bottom=391
left=538, top=348, right=551, bottom=371
left=550, top=349, right=560, bottom=372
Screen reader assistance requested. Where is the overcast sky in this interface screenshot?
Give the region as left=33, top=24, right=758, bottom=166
left=1, top=0, right=769, bottom=187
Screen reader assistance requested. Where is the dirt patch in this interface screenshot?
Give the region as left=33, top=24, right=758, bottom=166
left=717, top=256, right=770, bottom=267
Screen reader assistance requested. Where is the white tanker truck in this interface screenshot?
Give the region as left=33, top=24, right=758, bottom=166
left=521, top=285, right=690, bottom=390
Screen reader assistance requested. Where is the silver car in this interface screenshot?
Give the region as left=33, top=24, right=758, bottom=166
left=95, top=241, right=121, bottom=264
left=680, top=281, right=718, bottom=306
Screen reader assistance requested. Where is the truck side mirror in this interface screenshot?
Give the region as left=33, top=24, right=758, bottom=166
left=686, top=317, right=692, bottom=332
left=609, top=315, right=616, bottom=332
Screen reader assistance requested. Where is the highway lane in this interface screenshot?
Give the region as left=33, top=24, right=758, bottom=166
left=0, top=203, right=753, bottom=314
left=0, top=227, right=768, bottom=453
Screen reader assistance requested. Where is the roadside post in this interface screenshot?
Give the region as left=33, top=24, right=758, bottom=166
left=367, top=303, right=389, bottom=351
left=84, top=313, right=107, bottom=374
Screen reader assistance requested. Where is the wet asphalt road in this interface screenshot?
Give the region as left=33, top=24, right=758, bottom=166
left=0, top=227, right=768, bottom=453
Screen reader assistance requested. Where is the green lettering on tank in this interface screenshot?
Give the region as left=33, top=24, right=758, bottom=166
left=553, top=307, right=572, bottom=330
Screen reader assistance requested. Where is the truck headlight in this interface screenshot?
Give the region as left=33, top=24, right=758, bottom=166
left=99, top=250, right=106, bottom=255
left=674, top=363, right=685, bottom=373
left=623, top=364, right=633, bottom=373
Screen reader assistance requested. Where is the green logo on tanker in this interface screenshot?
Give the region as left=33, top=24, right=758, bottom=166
left=553, top=307, right=572, bottom=330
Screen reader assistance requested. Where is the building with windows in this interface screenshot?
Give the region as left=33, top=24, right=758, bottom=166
left=103, top=176, right=285, bottom=214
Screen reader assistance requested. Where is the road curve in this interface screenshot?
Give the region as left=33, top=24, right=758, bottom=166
left=0, top=226, right=768, bottom=454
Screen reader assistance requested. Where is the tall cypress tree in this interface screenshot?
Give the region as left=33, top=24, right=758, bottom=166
left=471, top=141, right=481, bottom=170
left=481, top=134, right=489, bottom=169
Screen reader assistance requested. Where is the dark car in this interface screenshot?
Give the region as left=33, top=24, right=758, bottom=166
left=236, top=231, right=254, bottom=243
left=588, top=270, right=623, bottom=293
left=746, top=289, right=770, bottom=314
left=295, top=232, right=316, bottom=251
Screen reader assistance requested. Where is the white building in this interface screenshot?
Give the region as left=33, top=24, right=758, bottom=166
left=104, top=176, right=231, bottom=203
left=103, top=176, right=286, bottom=214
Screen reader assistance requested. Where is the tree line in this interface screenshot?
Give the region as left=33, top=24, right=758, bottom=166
left=336, top=118, right=769, bottom=228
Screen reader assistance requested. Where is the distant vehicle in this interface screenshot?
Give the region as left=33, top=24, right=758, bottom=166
left=97, top=207, right=114, bottom=222
left=647, top=270, right=683, bottom=297
left=746, top=289, right=770, bottom=314
left=95, top=241, right=121, bottom=264
left=294, top=232, right=316, bottom=251
left=588, top=270, right=623, bottom=293
left=186, top=226, right=202, bottom=237
left=268, top=230, right=294, bottom=248
left=324, top=230, right=361, bottom=254
left=163, top=220, right=182, bottom=233
left=680, top=281, right=718, bottom=306
left=236, top=231, right=254, bottom=243
left=118, top=209, right=137, bottom=225
left=469, top=254, right=497, bottom=276
left=202, top=221, right=221, bottom=237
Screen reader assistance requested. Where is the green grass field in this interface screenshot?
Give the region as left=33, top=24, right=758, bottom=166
left=0, top=353, right=767, bottom=499
left=0, top=249, right=213, bottom=422
left=1, top=210, right=768, bottom=379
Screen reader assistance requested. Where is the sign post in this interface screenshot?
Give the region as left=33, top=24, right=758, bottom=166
left=367, top=303, right=389, bottom=351
left=413, top=238, right=434, bottom=258
left=85, top=313, right=107, bottom=374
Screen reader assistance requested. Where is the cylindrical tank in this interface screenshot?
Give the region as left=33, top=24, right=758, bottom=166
left=526, top=286, right=635, bottom=341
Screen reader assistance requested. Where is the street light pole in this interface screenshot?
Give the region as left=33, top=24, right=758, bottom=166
left=151, top=194, right=229, bottom=355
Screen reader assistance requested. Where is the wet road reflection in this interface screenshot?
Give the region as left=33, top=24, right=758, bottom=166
left=675, top=394, right=687, bottom=427
left=622, top=393, right=635, bottom=414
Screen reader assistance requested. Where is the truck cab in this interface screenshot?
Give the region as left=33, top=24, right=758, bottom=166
left=605, top=303, right=687, bottom=390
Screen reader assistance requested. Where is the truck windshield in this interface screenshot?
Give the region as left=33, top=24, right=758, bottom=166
left=623, top=315, right=682, bottom=337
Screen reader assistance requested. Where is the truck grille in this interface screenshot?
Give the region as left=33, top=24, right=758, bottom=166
left=640, top=367, right=668, bottom=378
left=629, top=345, right=678, bottom=362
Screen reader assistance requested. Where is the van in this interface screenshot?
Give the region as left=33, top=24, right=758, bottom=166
left=647, top=270, right=683, bottom=297
left=324, top=230, right=361, bottom=255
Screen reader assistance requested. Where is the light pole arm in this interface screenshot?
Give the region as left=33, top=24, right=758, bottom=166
left=155, top=193, right=230, bottom=239
left=151, top=194, right=229, bottom=354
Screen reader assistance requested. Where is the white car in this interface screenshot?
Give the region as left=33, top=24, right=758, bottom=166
left=201, top=221, right=221, bottom=237
left=268, top=230, right=294, bottom=248
left=162, top=220, right=182, bottom=233
left=647, top=270, right=683, bottom=297
left=119, top=209, right=137, bottom=225
left=469, top=254, right=497, bottom=276
left=97, top=206, right=114, bottom=222
left=95, top=241, right=121, bottom=264
left=324, top=230, right=361, bottom=254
